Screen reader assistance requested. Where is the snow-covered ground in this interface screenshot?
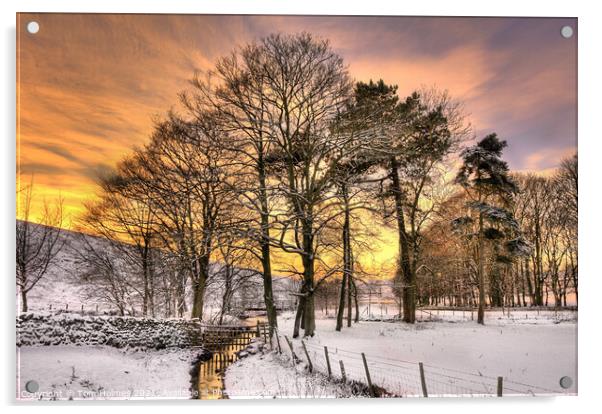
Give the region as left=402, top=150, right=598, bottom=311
left=262, top=313, right=577, bottom=397
left=224, top=351, right=367, bottom=398
left=17, top=312, right=577, bottom=400
left=17, top=346, right=202, bottom=400
left=319, top=304, right=577, bottom=325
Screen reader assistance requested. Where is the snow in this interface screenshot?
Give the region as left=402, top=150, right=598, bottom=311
left=20, top=225, right=297, bottom=317
left=17, top=345, right=201, bottom=400
left=318, top=304, right=577, bottom=324
left=17, top=312, right=206, bottom=349
left=224, top=350, right=368, bottom=398
left=22, top=226, right=112, bottom=313
left=273, top=313, right=577, bottom=397
left=16, top=310, right=577, bottom=400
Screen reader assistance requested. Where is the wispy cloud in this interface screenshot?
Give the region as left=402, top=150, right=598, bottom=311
left=17, top=14, right=577, bottom=222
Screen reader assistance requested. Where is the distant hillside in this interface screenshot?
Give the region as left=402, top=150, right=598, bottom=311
left=17, top=221, right=298, bottom=317
left=17, top=221, right=117, bottom=313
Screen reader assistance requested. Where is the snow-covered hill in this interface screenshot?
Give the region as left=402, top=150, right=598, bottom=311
left=17, top=221, right=298, bottom=317
left=18, top=222, right=113, bottom=313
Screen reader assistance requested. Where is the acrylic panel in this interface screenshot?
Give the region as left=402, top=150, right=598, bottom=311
left=16, top=14, right=577, bottom=400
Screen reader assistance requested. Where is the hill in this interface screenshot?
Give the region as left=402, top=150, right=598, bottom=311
left=16, top=220, right=297, bottom=318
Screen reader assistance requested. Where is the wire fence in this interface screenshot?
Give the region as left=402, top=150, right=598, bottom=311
left=270, top=328, right=571, bottom=397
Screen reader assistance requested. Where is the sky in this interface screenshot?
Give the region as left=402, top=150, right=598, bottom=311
left=17, top=14, right=577, bottom=233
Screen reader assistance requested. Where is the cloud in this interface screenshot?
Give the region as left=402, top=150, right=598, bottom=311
left=520, top=146, right=577, bottom=173
left=17, top=14, right=577, bottom=223
left=28, top=142, right=82, bottom=164
left=19, top=162, right=65, bottom=176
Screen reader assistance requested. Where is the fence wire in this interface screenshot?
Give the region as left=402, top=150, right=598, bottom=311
left=272, top=330, right=568, bottom=397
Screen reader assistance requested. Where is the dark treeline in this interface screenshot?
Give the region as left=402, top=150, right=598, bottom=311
left=19, top=32, right=577, bottom=334
left=419, top=155, right=578, bottom=312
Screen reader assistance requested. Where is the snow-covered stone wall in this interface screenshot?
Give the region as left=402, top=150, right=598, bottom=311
left=17, top=312, right=204, bottom=350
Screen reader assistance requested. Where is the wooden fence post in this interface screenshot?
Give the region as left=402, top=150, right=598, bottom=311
left=256, top=321, right=261, bottom=337
left=284, top=335, right=297, bottom=365
left=361, top=353, right=375, bottom=397
left=301, top=341, right=313, bottom=373
left=275, top=331, right=282, bottom=354
left=419, top=362, right=428, bottom=397
left=497, top=376, right=503, bottom=397
left=339, top=360, right=347, bottom=383
left=262, top=324, right=268, bottom=344
left=324, top=346, right=332, bottom=378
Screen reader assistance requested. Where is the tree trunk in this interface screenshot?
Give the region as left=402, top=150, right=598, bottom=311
left=191, top=279, right=205, bottom=319
left=142, top=255, right=150, bottom=317
left=148, top=250, right=155, bottom=318
left=190, top=256, right=209, bottom=319
left=176, top=270, right=187, bottom=317
left=294, top=211, right=316, bottom=337
left=336, top=182, right=352, bottom=332
left=302, top=253, right=316, bottom=337
left=335, top=274, right=347, bottom=331
left=347, top=271, right=352, bottom=327
left=390, top=157, right=415, bottom=324
left=534, top=218, right=544, bottom=306
left=351, top=275, right=360, bottom=323
left=569, top=251, right=577, bottom=305
left=343, top=183, right=353, bottom=328
left=477, top=211, right=486, bottom=324
left=219, top=265, right=233, bottom=325
left=524, top=258, right=535, bottom=306
left=258, top=163, right=278, bottom=336
left=490, top=244, right=503, bottom=307
left=21, top=289, right=28, bottom=313
left=293, top=287, right=306, bottom=338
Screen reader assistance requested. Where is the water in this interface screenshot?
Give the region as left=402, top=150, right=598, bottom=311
left=198, top=343, right=246, bottom=399
left=197, top=317, right=267, bottom=400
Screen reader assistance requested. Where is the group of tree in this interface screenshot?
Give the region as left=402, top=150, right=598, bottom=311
left=419, top=153, right=578, bottom=319
left=16, top=32, right=577, bottom=332
left=70, top=33, right=470, bottom=335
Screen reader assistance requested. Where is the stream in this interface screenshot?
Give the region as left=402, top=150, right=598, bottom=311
left=197, top=315, right=267, bottom=400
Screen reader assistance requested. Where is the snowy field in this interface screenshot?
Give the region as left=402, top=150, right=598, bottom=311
left=318, top=304, right=577, bottom=325
left=225, top=351, right=366, bottom=398
left=17, top=346, right=201, bottom=400
left=226, top=313, right=577, bottom=398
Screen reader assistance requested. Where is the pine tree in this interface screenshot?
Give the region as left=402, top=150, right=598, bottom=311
left=341, top=80, right=459, bottom=324
left=332, top=80, right=397, bottom=331
left=454, top=134, right=529, bottom=324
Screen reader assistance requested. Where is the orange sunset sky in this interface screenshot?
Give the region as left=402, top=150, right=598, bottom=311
left=16, top=14, right=577, bottom=271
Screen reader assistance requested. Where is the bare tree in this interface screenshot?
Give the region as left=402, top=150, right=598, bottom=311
left=556, top=154, right=578, bottom=303
left=182, top=46, right=282, bottom=334
left=556, top=154, right=578, bottom=227
left=513, top=174, right=555, bottom=306
left=71, top=233, right=133, bottom=316
left=81, top=178, right=159, bottom=317
left=543, top=190, right=569, bottom=307
left=218, top=33, right=354, bottom=337
left=207, top=237, right=262, bottom=325
left=119, top=112, right=237, bottom=320
left=16, top=181, right=65, bottom=312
